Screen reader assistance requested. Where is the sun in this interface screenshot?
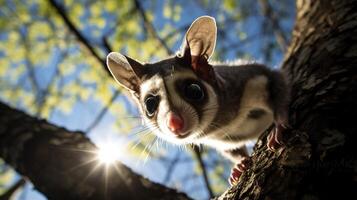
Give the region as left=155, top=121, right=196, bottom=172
left=96, top=142, right=118, bottom=165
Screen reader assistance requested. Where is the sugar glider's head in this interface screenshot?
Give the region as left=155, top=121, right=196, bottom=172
left=106, top=16, right=218, bottom=145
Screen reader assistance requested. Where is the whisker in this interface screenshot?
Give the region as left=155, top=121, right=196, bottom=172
left=209, top=123, right=236, bottom=142
left=144, top=136, right=158, bottom=164
left=156, top=136, right=163, bottom=151
left=137, top=134, right=158, bottom=166
left=129, top=121, right=159, bottom=137
left=129, top=131, right=153, bottom=151
left=196, top=128, right=207, bottom=139
left=130, top=127, right=153, bottom=137
left=128, top=125, right=159, bottom=151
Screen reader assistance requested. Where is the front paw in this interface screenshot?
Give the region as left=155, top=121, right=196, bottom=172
left=267, top=123, right=286, bottom=151
left=229, top=157, right=252, bottom=186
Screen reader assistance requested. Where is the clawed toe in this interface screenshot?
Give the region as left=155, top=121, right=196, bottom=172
left=229, top=158, right=252, bottom=186
left=267, top=124, right=285, bottom=151
left=230, top=168, right=241, bottom=184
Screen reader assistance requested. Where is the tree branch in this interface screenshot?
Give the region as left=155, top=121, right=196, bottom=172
left=220, top=0, right=357, bottom=199
left=48, top=0, right=111, bottom=75
left=0, top=102, right=191, bottom=200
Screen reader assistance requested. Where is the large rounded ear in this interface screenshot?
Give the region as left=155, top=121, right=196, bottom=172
left=178, top=16, right=217, bottom=80
left=106, top=52, right=144, bottom=92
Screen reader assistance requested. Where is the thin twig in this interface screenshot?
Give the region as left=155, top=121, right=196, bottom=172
left=21, top=30, right=40, bottom=98
left=0, top=178, right=26, bottom=200
left=223, top=33, right=260, bottom=50
left=85, top=90, right=120, bottom=134
left=48, top=0, right=111, bottom=75
left=133, top=0, right=173, bottom=55
left=102, top=37, right=113, bottom=54
left=192, top=146, right=214, bottom=198
left=258, top=0, right=288, bottom=52
left=163, top=151, right=181, bottom=184
left=162, top=24, right=190, bottom=41
left=36, top=56, right=62, bottom=116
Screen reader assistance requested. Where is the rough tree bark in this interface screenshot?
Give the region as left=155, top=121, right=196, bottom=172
left=0, top=102, right=190, bottom=200
left=220, top=0, right=357, bottom=199
left=1, top=0, right=356, bottom=199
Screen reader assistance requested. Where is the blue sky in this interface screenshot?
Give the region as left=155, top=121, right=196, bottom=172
left=0, top=0, right=295, bottom=199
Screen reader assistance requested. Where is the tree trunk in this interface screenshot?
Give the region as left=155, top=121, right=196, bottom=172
left=1, top=0, right=356, bottom=200
left=220, top=0, right=357, bottom=199
left=0, top=102, right=190, bottom=200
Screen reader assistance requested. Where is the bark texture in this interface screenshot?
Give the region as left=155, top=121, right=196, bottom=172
left=0, top=103, right=190, bottom=200
left=220, top=0, right=357, bottom=199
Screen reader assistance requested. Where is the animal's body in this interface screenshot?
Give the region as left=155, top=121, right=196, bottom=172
left=106, top=16, right=289, bottom=184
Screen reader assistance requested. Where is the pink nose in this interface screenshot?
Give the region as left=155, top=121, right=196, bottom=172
left=167, top=112, right=184, bottom=134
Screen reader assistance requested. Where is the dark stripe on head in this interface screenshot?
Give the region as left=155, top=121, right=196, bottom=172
left=247, top=109, right=266, bottom=119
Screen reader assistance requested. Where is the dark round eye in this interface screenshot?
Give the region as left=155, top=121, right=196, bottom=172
left=184, top=83, right=204, bottom=101
left=144, top=95, right=159, bottom=116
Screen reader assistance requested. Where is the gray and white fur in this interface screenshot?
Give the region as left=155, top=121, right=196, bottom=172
left=106, top=16, right=289, bottom=163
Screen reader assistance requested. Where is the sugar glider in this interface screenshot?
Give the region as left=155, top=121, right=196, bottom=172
left=106, top=16, right=289, bottom=185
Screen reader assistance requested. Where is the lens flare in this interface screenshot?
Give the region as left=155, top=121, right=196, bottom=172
left=96, top=142, right=118, bottom=165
